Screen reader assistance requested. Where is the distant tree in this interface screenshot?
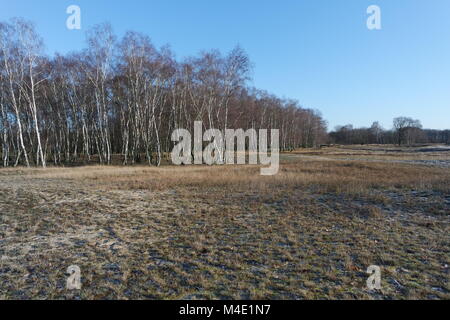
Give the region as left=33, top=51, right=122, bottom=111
left=393, top=117, right=422, bottom=146
left=370, top=121, right=383, bottom=144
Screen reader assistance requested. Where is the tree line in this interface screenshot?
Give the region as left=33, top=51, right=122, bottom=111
left=0, top=18, right=327, bottom=168
left=329, top=117, right=450, bottom=146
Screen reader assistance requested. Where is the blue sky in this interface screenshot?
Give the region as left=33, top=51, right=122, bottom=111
left=1, top=0, right=449, bottom=130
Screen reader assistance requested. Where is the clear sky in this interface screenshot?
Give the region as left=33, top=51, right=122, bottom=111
left=1, top=0, right=449, bottom=130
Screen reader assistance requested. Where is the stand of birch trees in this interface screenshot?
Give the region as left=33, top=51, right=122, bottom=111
left=0, top=19, right=327, bottom=168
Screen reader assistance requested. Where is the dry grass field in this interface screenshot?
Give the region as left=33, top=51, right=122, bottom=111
left=0, top=145, right=449, bottom=300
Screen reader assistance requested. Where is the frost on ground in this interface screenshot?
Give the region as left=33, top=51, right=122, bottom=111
left=0, top=146, right=449, bottom=300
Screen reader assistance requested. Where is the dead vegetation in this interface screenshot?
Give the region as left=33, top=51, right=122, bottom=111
left=0, top=147, right=449, bottom=300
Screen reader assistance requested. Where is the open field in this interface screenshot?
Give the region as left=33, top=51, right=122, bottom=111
left=0, top=145, right=449, bottom=300
left=282, top=144, right=450, bottom=166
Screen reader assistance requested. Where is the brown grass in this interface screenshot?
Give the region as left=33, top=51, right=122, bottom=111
left=0, top=147, right=449, bottom=300
left=11, top=159, right=448, bottom=195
